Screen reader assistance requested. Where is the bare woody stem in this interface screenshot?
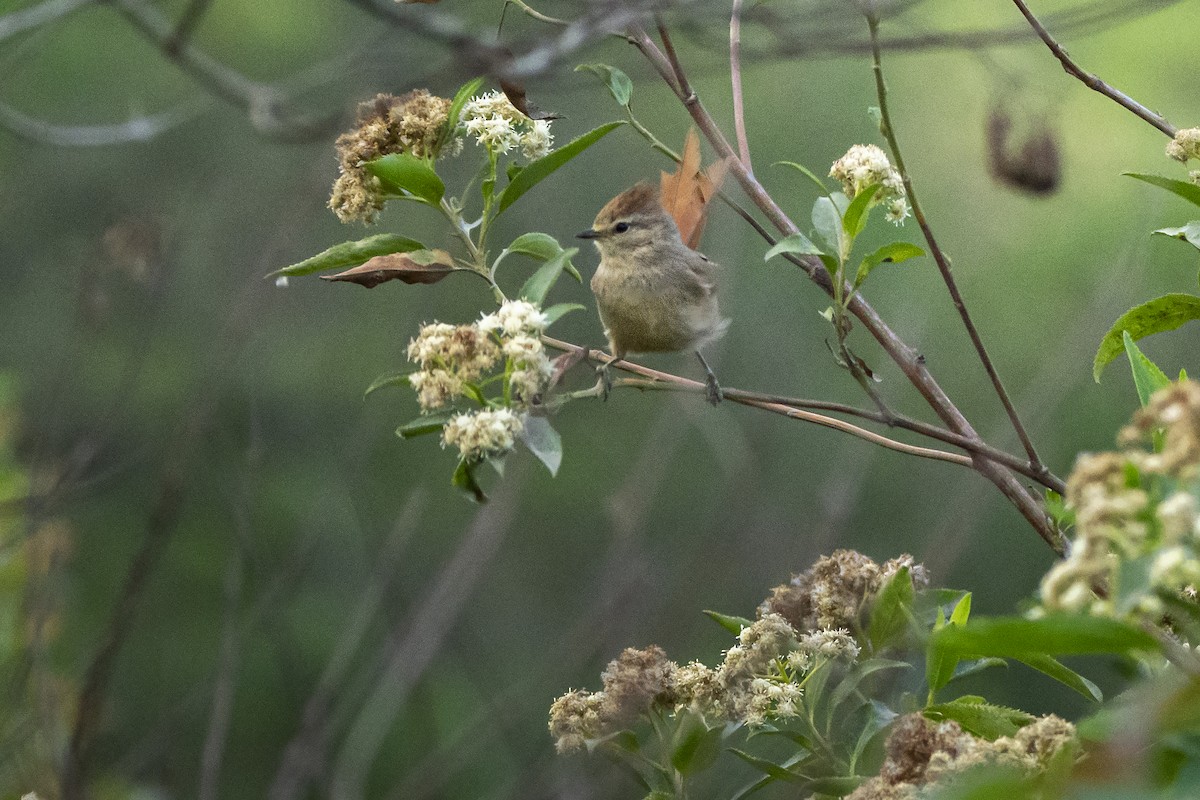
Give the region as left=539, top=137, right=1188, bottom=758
left=865, top=15, right=1046, bottom=475
left=627, top=22, right=1065, bottom=554
left=729, top=0, right=752, bottom=170
left=1010, top=0, right=1176, bottom=137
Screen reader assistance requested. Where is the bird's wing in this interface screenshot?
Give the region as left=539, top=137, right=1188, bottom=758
left=686, top=255, right=718, bottom=298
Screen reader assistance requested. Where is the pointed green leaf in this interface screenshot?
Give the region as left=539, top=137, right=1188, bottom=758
left=1093, top=294, right=1200, bottom=381
left=1016, top=654, right=1102, bottom=703
left=827, top=659, right=911, bottom=717
left=949, top=592, right=972, bottom=626
left=868, top=566, right=914, bottom=650
left=1153, top=221, right=1200, bottom=250
left=764, top=232, right=824, bottom=261
left=671, top=711, right=723, bottom=775
left=929, top=614, right=1158, bottom=660
left=507, top=232, right=563, bottom=261
left=774, top=160, right=829, bottom=195
left=520, top=247, right=579, bottom=305
left=366, top=153, right=445, bottom=204
left=945, top=658, right=1008, bottom=686
left=395, top=415, right=449, bottom=439
left=1123, top=331, right=1172, bottom=407
left=925, top=698, right=1033, bottom=740
left=543, top=303, right=586, bottom=326
left=496, top=121, right=625, bottom=215
left=1125, top=172, right=1200, bottom=209
left=270, top=234, right=425, bottom=279
left=842, top=182, right=880, bottom=238
left=854, top=242, right=925, bottom=288
left=438, top=77, right=485, bottom=153
left=703, top=610, right=753, bottom=635
left=728, top=749, right=806, bottom=783
left=451, top=458, right=487, bottom=503
left=520, top=415, right=563, bottom=476
left=365, top=372, right=413, bottom=398
left=812, top=194, right=850, bottom=262
left=575, top=63, right=633, bottom=106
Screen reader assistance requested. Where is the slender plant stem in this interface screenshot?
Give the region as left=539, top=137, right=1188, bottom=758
left=546, top=340, right=973, bottom=469
left=729, top=0, right=751, bottom=170
left=626, top=23, right=1064, bottom=553
left=866, top=15, right=1046, bottom=476
left=1010, top=0, right=1176, bottom=137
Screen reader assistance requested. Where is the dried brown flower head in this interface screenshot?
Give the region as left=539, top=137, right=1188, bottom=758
left=329, top=90, right=452, bottom=224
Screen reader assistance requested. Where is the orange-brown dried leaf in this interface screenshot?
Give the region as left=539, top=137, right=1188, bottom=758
left=659, top=129, right=730, bottom=250
left=321, top=249, right=455, bottom=288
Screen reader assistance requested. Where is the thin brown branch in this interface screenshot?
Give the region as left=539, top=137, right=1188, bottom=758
left=729, top=0, right=751, bottom=170
left=625, top=23, right=1064, bottom=553
left=1010, top=0, right=1176, bottom=137
left=198, top=546, right=245, bottom=800
left=542, top=340, right=1078, bottom=484
left=866, top=16, right=1046, bottom=475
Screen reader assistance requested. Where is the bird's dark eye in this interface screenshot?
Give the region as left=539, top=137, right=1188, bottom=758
left=613, top=221, right=630, bottom=233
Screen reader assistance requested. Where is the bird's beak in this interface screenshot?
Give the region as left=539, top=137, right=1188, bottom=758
left=576, top=229, right=600, bottom=240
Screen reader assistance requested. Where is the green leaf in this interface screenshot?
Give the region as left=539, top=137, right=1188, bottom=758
left=1093, top=294, right=1200, bottom=381
left=764, top=232, right=824, bottom=261
left=520, top=247, right=579, bottom=306
left=543, top=303, right=586, bottom=326
left=438, top=77, right=484, bottom=153
left=868, top=566, right=915, bottom=650
left=945, top=658, right=1008, bottom=686
left=520, top=415, right=563, bottom=476
left=507, top=232, right=563, bottom=261
left=827, top=659, right=911, bottom=718
left=366, top=153, right=445, bottom=204
left=949, top=592, right=972, bottom=626
left=852, top=700, right=898, bottom=765
left=925, top=698, right=1033, bottom=740
left=1123, top=331, right=1172, bottom=407
left=395, top=415, right=449, bottom=439
left=1016, top=653, right=1103, bottom=702
left=270, top=234, right=425, bottom=279
left=927, top=593, right=973, bottom=696
left=671, top=711, right=723, bottom=775
left=929, top=614, right=1158, bottom=661
left=451, top=458, right=487, bottom=503
left=496, top=121, right=625, bottom=215
left=728, top=749, right=806, bottom=783
left=842, top=182, right=880, bottom=239
left=812, top=193, right=850, bottom=262
left=703, top=610, right=752, bottom=635
left=1125, top=172, right=1200, bottom=209
left=1153, top=221, right=1200, bottom=250
left=365, top=372, right=413, bottom=398
left=806, top=777, right=866, bottom=796
left=854, top=242, right=925, bottom=288
left=774, top=161, right=829, bottom=195
left=575, top=63, right=633, bottom=106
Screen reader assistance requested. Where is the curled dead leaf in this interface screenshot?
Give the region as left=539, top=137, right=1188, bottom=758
left=549, top=346, right=589, bottom=389
left=321, top=248, right=456, bottom=288
left=660, top=129, right=731, bottom=250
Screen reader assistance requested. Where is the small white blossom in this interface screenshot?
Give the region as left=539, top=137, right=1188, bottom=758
left=441, top=408, right=524, bottom=461
left=409, top=368, right=463, bottom=411
left=830, top=144, right=909, bottom=226
left=798, top=628, right=861, bottom=661
left=460, top=91, right=554, bottom=161
left=479, top=300, right=548, bottom=337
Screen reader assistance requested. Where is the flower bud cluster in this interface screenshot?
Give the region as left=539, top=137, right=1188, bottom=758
left=460, top=91, right=554, bottom=160
left=1166, top=127, right=1200, bottom=163
left=847, top=713, right=1077, bottom=800
left=405, top=301, right=554, bottom=463
left=548, top=553, right=911, bottom=753
left=830, top=144, right=910, bottom=225
left=329, top=90, right=452, bottom=224
left=1040, top=381, right=1200, bottom=623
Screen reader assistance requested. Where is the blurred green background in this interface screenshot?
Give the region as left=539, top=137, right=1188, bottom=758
left=2, top=0, right=1198, bottom=796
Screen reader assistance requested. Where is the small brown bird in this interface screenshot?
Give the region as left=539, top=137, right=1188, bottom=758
left=577, top=183, right=729, bottom=404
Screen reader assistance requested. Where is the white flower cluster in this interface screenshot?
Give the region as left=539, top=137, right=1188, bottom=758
left=830, top=144, right=910, bottom=225
left=407, top=322, right=500, bottom=412
left=460, top=91, right=554, bottom=160
left=798, top=628, right=861, bottom=661
left=404, top=300, right=556, bottom=462
left=441, top=407, right=524, bottom=462
left=1167, top=127, right=1200, bottom=163
left=1040, top=382, right=1200, bottom=621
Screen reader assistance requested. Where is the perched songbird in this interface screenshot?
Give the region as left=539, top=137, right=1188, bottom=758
left=577, top=183, right=729, bottom=404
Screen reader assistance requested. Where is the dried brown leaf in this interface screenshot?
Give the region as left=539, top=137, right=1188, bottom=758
left=321, top=249, right=455, bottom=288
left=659, top=129, right=730, bottom=250
left=549, top=347, right=589, bottom=388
